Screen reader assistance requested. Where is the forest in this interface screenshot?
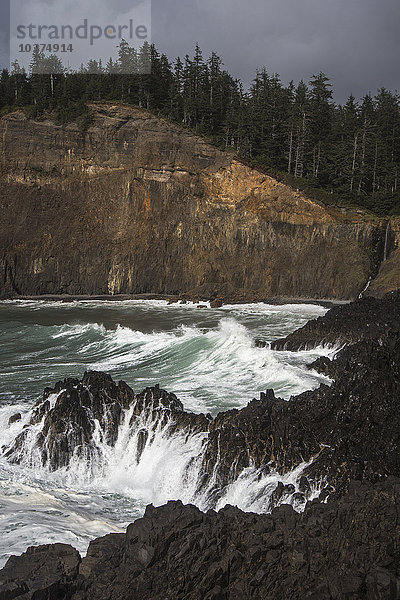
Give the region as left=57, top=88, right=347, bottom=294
left=1, top=41, right=399, bottom=216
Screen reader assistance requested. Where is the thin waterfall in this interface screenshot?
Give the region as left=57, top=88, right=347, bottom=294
left=359, top=277, right=372, bottom=299
left=383, top=221, right=391, bottom=262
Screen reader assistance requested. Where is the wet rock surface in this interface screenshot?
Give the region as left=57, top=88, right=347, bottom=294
left=5, top=293, right=400, bottom=500
left=271, top=289, right=400, bottom=350
left=5, top=371, right=208, bottom=470
left=1, top=480, right=400, bottom=600
left=198, top=314, right=400, bottom=500
left=2, top=292, right=400, bottom=598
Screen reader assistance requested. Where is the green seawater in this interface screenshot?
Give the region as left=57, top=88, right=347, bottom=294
left=0, top=299, right=333, bottom=566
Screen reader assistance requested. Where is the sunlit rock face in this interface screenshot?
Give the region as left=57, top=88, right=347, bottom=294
left=0, top=103, right=389, bottom=300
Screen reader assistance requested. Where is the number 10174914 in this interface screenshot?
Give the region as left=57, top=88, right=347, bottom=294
left=19, top=44, right=73, bottom=53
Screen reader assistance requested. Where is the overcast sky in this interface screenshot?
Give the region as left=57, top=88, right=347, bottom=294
left=1, top=0, right=399, bottom=103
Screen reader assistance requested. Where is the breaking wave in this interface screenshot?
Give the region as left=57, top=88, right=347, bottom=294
left=0, top=300, right=334, bottom=566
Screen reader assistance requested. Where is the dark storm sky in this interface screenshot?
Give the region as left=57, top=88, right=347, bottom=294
left=1, top=0, right=399, bottom=103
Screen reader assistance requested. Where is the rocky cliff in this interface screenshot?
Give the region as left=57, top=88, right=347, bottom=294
left=0, top=103, right=394, bottom=300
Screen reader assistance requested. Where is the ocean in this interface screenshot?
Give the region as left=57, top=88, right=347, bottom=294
left=0, top=299, right=334, bottom=566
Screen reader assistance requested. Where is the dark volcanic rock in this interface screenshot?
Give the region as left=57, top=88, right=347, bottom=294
left=255, top=338, right=268, bottom=348
left=0, top=543, right=80, bottom=600
left=200, top=389, right=291, bottom=501
left=5, top=306, right=400, bottom=502
left=129, top=384, right=210, bottom=437
left=6, top=371, right=134, bottom=469
left=291, top=330, right=400, bottom=492
left=5, top=372, right=208, bottom=471
left=200, top=307, right=400, bottom=500
left=8, top=413, right=21, bottom=425
left=307, top=355, right=332, bottom=375
left=2, top=480, right=400, bottom=599
left=272, top=290, right=400, bottom=350
left=2, top=293, right=400, bottom=598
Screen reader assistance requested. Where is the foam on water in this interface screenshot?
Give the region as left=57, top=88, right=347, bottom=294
left=36, top=316, right=333, bottom=414
left=0, top=479, right=124, bottom=566
left=214, top=460, right=324, bottom=513
left=0, top=299, right=336, bottom=567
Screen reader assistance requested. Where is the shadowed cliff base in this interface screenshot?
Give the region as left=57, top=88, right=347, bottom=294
left=1, top=291, right=400, bottom=598
left=1, top=103, right=399, bottom=301
left=3, top=293, right=349, bottom=309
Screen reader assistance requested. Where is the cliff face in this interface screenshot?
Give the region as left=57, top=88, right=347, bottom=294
left=0, top=103, right=391, bottom=300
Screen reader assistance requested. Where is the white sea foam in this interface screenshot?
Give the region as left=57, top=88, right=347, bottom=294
left=42, top=317, right=333, bottom=414
left=0, top=300, right=335, bottom=567
left=213, top=459, right=324, bottom=513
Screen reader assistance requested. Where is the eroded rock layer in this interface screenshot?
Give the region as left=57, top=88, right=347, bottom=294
left=0, top=103, right=393, bottom=300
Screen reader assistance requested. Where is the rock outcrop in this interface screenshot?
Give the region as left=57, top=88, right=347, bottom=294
left=1, top=480, right=400, bottom=600
left=271, top=289, right=400, bottom=350
left=5, top=292, right=400, bottom=507
left=0, top=103, right=394, bottom=301
left=198, top=320, right=400, bottom=501
left=6, top=371, right=209, bottom=471
left=0, top=544, right=80, bottom=600
left=2, top=292, right=400, bottom=598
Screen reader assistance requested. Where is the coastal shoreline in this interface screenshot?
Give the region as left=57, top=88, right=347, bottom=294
left=0, top=293, right=350, bottom=309
left=1, top=290, right=400, bottom=598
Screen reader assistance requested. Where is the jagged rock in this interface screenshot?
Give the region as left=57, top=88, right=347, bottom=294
left=272, top=290, right=400, bottom=350
left=199, top=321, right=400, bottom=501
left=3, top=480, right=400, bottom=599
left=129, top=384, right=210, bottom=436
left=8, top=413, right=21, bottom=425
left=5, top=373, right=208, bottom=471
left=2, top=290, right=400, bottom=598
left=307, top=355, right=332, bottom=375
left=0, top=543, right=80, bottom=600
left=199, top=389, right=292, bottom=503
left=268, top=482, right=296, bottom=509
left=255, top=339, right=267, bottom=348
left=5, top=302, right=400, bottom=502
left=3, top=291, right=400, bottom=523
left=298, top=476, right=311, bottom=493
left=6, top=371, right=134, bottom=469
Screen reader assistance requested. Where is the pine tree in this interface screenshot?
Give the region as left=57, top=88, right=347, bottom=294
left=293, top=81, right=309, bottom=179
left=308, top=72, right=334, bottom=179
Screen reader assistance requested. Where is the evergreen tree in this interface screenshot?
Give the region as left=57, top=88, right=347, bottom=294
left=308, top=72, right=334, bottom=179
left=0, top=39, right=399, bottom=214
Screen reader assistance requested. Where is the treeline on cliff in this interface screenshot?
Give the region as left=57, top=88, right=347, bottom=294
left=1, top=41, right=399, bottom=216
